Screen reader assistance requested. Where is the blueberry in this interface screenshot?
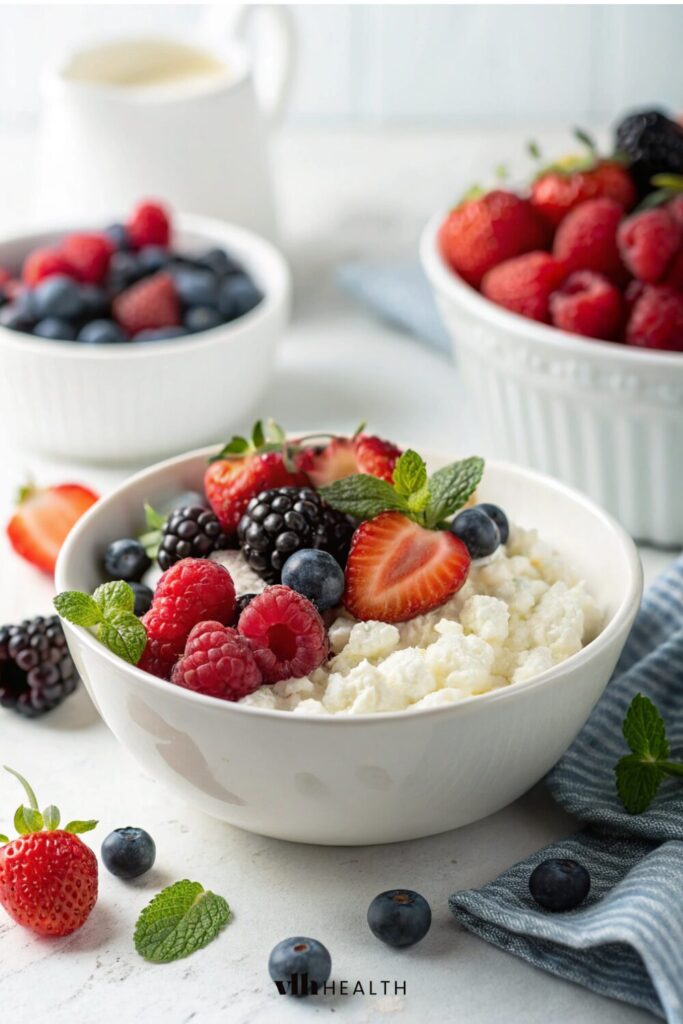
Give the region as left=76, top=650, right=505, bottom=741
left=367, top=889, right=432, bottom=948
left=196, top=248, right=243, bottom=277
left=268, top=937, right=331, bottom=997
left=33, top=317, right=76, bottom=341
left=104, top=539, right=151, bottom=582
left=183, top=305, right=224, bottom=333
left=0, top=302, right=33, bottom=332
left=138, top=246, right=170, bottom=274
left=32, top=275, right=84, bottom=319
left=218, top=274, right=262, bottom=320
left=78, top=319, right=127, bottom=344
left=0, top=287, right=8, bottom=309
left=450, top=507, right=500, bottom=559
left=281, top=549, right=344, bottom=611
left=105, top=223, right=131, bottom=251
left=80, top=285, right=110, bottom=319
left=529, top=858, right=590, bottom=912
left=477, top=503, right=509, bottom=545
left=108, top=251, right=143, bottom=290
left=130, top=581, right=154, bottom=617
left=172, top=267, right=219, bottom=308
left=101, top=826, right=156, bottom=879
left=134, top=326, right=188, bottom=342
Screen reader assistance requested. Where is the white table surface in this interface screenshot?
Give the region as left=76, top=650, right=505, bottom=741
left=0, top=127, right=674, bottom=1024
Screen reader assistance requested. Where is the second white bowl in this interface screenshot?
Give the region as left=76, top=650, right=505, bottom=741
left=421, top=214, right=683, bottom=547
left=0, top=214, right=290, bottom=463
left=56, top=447, right=642, bottom=845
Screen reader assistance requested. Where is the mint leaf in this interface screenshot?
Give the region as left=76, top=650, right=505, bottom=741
left=319, top=474, right=408, bottom=521
left=93, top=580, right=135, bottom=618
left=393, top=450, right=428, bottom=498
left=134, top=880, right=231, bottom=964
left=64, top=819, right=98, bottom=834
left=14, top=805, right=43, bottom=834
left=53, top=591, right=102, bottom=628
left=425, top=456, right=485, bottom=527
left=616, top=754, right=667, bottom=814
left=99, top=612, right=147, bottom=665
left=144, top=502, right=166, bottom=531
left=623, top=693, right=669, bottom=760
left=42, top=805, right=60, bottom=830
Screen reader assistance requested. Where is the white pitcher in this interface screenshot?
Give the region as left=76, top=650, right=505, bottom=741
left=33, top=5, right=295, bottom=241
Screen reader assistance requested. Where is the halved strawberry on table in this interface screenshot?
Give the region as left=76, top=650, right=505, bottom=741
left=6, top=482, right=99, bottom=575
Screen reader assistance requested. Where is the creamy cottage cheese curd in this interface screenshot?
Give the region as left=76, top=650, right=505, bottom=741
left=232, top=525, right=603, bottom=716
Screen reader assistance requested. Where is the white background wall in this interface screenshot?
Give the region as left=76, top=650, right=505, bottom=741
left=0, top=4, right=681, bottom=129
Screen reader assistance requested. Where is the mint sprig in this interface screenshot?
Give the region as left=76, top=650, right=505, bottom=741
left=615, top=694, right=683, bottom=813
left=319, top=450, right=484, bottom=530
left=139, top=502, right=167, bottom=559
left=54, top=581, right=147, bottom=665
left=134, top=880, right=231, bottom=963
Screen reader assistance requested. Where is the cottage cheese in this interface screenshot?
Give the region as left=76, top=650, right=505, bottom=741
left=234, top=524, right=603, bottom=716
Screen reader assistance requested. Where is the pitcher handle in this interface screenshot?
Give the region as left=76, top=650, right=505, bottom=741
left=199, top=3, right=296, bottom=126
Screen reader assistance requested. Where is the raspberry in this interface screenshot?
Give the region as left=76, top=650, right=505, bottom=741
left=553, top=198, right=625, bottom=281
left=617, top=208, right=681, bottom=283
left=439, top=190, right=548, bottom=288
left=665, top=249, right=683, bottom=292
left=171, top=621, right=262, bottom=701
left=61, top=233, right=113, bottom=284
left=112, top=271, right=180, bottom=335
left=22, top=248, right=76, bottom=287
left=127, top=200, right=171, bottom=249
left=481, top=251, right=566, bottom=322
left=238, top=585, right=328, bottom=683
left=668, top=194, right=683, bottom=228
left=139, top=558, right=236, bottom=679
left=626, top=285, right=683, bottom=352
left=550, top=271, right=623, bottom=341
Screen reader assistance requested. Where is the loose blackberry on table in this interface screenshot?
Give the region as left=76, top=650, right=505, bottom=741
left=237, top=486, right=356, bottom=583
left=157, top=505, right=230, bottom=571
left=0, top=615, right=78, bottom=717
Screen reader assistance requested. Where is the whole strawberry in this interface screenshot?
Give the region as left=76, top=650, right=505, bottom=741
left=0, top=767, right=97, bottom=937
left=205, top=420, right=308, bottom=533
left=439, top=189, right=548, bottom=288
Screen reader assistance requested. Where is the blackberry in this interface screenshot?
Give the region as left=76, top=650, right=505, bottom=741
left=0, top=615, right=78, bottom=718
left=615, top=109, right=683, bottom=196
left=157, top=505, right=229, bottom=571
left=233, top=592, right=257, bottom=624
left=238, top=486, right=356, bottom=583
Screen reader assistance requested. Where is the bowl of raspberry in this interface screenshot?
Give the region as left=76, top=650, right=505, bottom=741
left=0, top=200, right=290, bottom=463
left=54, top=421, right=640, bottom=844
left=421, top=109, right=683, bottom=546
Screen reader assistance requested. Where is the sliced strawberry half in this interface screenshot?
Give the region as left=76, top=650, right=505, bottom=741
left=205, top=451, right=307, bottom=533
left=343, top=512, right=470, bottom=623
left=6, top=483, right=99, bottom=575
left=303, top=433, right=401, bottom=488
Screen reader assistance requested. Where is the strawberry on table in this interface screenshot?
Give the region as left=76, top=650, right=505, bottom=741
left=6, top=482, right=98, bottom=575
left=0, top=767, right=98, bottom=937
left=439, top=189, right=549, bottom=288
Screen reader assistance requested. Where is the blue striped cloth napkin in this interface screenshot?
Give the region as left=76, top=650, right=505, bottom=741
left=450, top=554, right=683, bottom=1022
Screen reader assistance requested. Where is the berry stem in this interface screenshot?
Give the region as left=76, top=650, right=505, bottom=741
left=4, top=766, right=39, bottom=810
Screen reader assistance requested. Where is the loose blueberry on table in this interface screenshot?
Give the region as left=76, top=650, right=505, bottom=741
left=268, top=936, right=332, bottom=996
left=0, top=199, right=263, bottom=344
left=438, top=108, right=683, bottom=351
left=367, top=889, right=432, bottom=947
left=529, top=858, right=591, bottom=912
left=101, top=826, right=156, bottom=879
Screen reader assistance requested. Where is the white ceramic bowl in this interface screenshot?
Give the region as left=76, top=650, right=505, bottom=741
left=55, top=445, right=642, bottom=846
left=421, top=214, right=683, bottom=547
left=0, top=215, right=290, bottom=463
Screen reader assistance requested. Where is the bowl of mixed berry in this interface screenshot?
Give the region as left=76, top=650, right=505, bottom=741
left=0, top=200, right=290, bottom=462
left=421, top=108, right=683, bottom=546
left=52, top=418, right=640, bottom=843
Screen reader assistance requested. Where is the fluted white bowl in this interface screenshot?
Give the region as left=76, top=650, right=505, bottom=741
left=55, top=445, right=641, bottom=845
left=421, top=214, right=683, bottom=546
left=0, top=215, right=290, bottom=463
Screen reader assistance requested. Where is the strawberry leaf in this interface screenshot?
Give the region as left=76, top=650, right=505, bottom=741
left=14, top=805, right=43, bottom=834
left=64, top=819, right=98, bottom=834
left=0, top=835, right=8, bottom=844
left=42, top=805, right=60, bottom=830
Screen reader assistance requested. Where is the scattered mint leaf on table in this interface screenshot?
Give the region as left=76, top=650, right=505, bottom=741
left=615, top=694, right=683, bottom=813
left=320, top=451, right=484, bottom=530
left=134, top=880, right=231, bottom=963
left=54, top=581, right=147, bottom=665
